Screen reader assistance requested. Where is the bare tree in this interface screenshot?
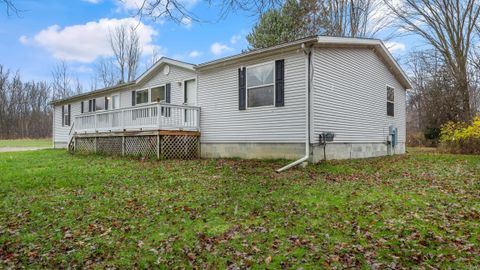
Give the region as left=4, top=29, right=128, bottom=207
left=317, top=0, right=392, bottom=38
left=127, top=25, right=142, bottom=82
left=1, top=0, right=19, bottom=16
left=125, top=0, right=284, bottom=23
left=0, top=64, right=52, bottom=139
left=385, top=0, right=480, bottom=121
left=95, top=57, right=118, bottom=88
left=51, top=61, right=72, bottom=99
left=109, top=25, right=128, bottom=83
left=109, top=24, right=142, bottom=83
left=51, top=61, right=83, bottom=99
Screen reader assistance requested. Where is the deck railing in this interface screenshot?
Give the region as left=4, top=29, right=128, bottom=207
left=74, top=103, right=200, bottom=133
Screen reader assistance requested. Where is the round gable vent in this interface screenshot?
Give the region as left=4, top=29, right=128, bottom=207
left=163, top=64, right=170, bottom=75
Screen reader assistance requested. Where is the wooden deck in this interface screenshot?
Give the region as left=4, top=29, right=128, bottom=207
left=69, top=103, right=201, bottom=159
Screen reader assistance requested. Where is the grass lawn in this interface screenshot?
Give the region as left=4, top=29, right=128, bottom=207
left=0, top=138, right=51, bottom=148
left=0, top=149, right=479, bottom=268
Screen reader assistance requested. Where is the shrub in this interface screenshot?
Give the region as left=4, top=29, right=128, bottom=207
left=407, top=132, right=437, bottom=147
left=440, top=117, right=480, bottom=154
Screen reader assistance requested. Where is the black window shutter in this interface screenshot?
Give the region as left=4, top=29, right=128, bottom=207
left=61, top=105, right=65, bottom=126
left=88, top=100, right=92, bottom=112
left=93, top=99, right=96, bottom=112
left=105, top=96, right=109, bottom=110
left=67, top=104, right=71, bottom=126
left=275, top=59, right=285, bottom=107
left=238, top=67, right=246, bottom=110
left=81, top=101, right=84, bottom=113
left=132, top=91, right=136, bottom=106
left=166, top=83, right=171, bottom=103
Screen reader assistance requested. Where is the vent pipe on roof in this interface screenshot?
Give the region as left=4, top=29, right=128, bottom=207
left=276, top=43, right=312, bottom=172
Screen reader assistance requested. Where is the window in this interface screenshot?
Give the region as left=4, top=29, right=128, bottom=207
left=88, top=99, right=93, bottom=112
left=247, top=62, right=274, bottom=107
left=111, top=95, right=120, bottom=109
left=62, top=104, right=70, bottom=126
left=151, top=86, right=165, bottom=102
left=136, top=89, right=149, bottom=105
left=387, top=86, right=394, bottom=117
left=95, top=97, right=106, bottom=111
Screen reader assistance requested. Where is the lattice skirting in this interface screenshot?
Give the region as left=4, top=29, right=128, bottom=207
left=75, top=135, right=199, bottom=159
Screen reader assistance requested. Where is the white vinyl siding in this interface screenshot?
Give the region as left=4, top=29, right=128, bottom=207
left=53, top=65, right=196, bottom=147
left=53, top=101, right=81, bottom=146
left=198, top=50, right=307, bottom=143
left=312, top=47, right=406, bottom=144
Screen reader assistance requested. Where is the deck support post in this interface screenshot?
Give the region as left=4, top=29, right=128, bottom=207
left=122, top=136, right=125, bottom=156
left=94, top=137, right=97, bottom=154
left=156, top=134, right=160, bottom=160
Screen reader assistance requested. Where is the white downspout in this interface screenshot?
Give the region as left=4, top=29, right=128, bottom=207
left=277, top=44, right=312, bottom=172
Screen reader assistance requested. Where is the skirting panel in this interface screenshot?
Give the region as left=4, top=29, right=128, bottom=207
left=74, top=135, right=199, bottom=159
left=125, top=136, right=157, bottom=158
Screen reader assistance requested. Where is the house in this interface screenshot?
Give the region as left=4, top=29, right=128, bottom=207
left=51, top=36, right=411, bottom=170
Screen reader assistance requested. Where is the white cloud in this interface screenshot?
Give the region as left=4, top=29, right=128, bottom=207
left=230, top=34, right=241, bottom=44
left=386, top=41, right=406, bottom=53
left=19, top=35, right=29, bottom=45
left=181, top=17, right=192, bottom=29
left=188, top=50, right=201, bottom=57
left=30, top=18, right=158, bottom=63
left=210, top=42, right=233, bottom=56
left=82, top=0, right=101, bottom=3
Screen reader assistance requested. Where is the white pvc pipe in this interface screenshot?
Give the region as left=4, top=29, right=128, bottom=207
left=277, top=44, right=311, bottom=173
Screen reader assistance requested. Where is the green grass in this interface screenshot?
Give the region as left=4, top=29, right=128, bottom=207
left=0, top=138, right=52, bottom=148
left=0, top=149, right=479, bottom=268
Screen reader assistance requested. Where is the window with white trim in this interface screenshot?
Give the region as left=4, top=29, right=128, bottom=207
left=95, top=97, right=106, bottom=111
left=387, top=86, right=394, bottom=117
left=111, top=94, right=120, bottom=109
left=136, top=89, right=149, bottom=105
left=247, top=62, right=274, bottom=107
left=151, top=86, right=166, bottom=103
left=62, top=104, right=70, bottom=126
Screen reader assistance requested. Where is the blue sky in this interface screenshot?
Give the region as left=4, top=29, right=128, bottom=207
left=0, top=0, right=415, bottom=88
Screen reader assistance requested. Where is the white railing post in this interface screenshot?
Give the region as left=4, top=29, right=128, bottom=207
left=157, top=103, right=161, bottom=129
left=196, top=108, right=200, bottom=131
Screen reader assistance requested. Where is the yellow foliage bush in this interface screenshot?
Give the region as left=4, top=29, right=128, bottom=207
left=440, top=117, right=480, bottom=154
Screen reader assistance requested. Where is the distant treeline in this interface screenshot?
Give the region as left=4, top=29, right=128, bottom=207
left=0, top=65, right=53, bottom=139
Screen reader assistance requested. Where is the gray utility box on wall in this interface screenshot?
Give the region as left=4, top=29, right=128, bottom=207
left=319, top=132, right=335, bottom=145
left=389, top=126, right=398, bottom=147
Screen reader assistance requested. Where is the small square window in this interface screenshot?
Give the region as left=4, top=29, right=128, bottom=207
left=96, top=98, right=105, bottom=111
left=136, top=89, right=149, bottom=105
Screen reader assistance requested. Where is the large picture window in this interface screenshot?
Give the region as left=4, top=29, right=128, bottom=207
left=95, top=97, right=106, bottom=111
left=247, top=62, right=274, bottom=107
left=387, top=86, right=394, bottom=117
left=151, top=86, right=165, bottom=102
left=136, top=89, right=149, bottom=105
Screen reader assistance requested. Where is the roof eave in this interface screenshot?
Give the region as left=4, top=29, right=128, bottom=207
left=49, top=81, right=136, bottom=105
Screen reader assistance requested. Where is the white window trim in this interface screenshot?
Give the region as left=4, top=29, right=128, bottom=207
left=246, top=61, right=276, bottom=109
left=62, top=105, right=70, bottom=126
left=183, top=78, right=197, bottom=105
left=110, top=94, right=120, bottom=110
left=386, top=85, right=395, bottom=117
left=136, top=89, right=150, bottom=105
left=95, top=97, right=107, bottom=112
left=150, top=84, right=167, bottom=104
